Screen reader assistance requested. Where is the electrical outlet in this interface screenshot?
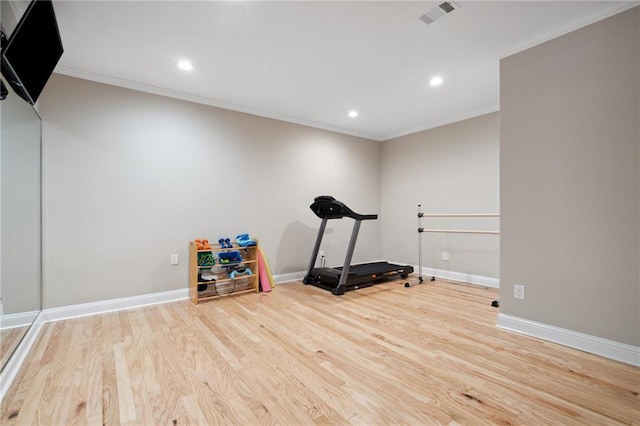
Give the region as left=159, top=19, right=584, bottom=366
left=514, top=284, right=525, bottom=300
left=441, top=251, right=450, bottom=261
left=170, top=253, right=179, bottom=265
left=319, top=250, right=325, bottom=257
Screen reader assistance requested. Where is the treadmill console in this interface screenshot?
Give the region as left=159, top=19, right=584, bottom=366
left=310, top=195, right=377, bottom=221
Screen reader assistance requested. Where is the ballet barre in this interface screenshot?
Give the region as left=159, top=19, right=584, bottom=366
left=406, top=205, right=500, bottom=288
left=420, top=213, right=500, bottom=218
left=421, top=229, right=500, bottom=234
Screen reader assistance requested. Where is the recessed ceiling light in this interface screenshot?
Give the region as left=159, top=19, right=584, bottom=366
left=348, top=110, right=358, bottom=118
left=430, top=76, right=443, bottom=86
left=178, top=60, right=193, bottom=71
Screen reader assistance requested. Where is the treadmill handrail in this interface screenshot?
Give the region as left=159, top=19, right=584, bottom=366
left=309, top=196, right=378, bottom=221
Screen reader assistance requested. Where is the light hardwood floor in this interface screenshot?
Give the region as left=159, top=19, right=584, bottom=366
left=1, top=279, right=638, bottom=425
left=0, top=326, right=28, bottom=371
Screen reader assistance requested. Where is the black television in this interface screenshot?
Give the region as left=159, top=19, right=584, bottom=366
left=1, top=0, right=64, bottom=105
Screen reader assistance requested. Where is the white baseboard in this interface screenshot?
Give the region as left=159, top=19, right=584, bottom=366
left=274, top=271, right=305, bottom=284
left=416, top=266, right=500, bottom=288
left=497, top=313, right=640, bottom=367
left=0, top=310, right=40, bottom=330
left=0, top=311, right=45, bottom=402
left=41, top=288, right=189, bottom=323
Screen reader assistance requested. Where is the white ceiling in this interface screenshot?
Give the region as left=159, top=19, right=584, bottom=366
left=52, top=1, right=637, bottom=141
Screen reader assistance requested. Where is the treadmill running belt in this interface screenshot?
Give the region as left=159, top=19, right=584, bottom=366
left=336, top=261, right=404, bottom=275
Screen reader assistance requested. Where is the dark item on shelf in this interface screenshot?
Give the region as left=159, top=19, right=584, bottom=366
left=197, top=251, right=215, bottom=266
left=197, top=270, right=217, bottom=292
left=218, top=250, right=242, bottom=265
left=218, top=238, right=232, bottom=248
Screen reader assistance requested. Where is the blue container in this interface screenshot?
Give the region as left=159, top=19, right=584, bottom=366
left=218, top=250, right=242, bottom=265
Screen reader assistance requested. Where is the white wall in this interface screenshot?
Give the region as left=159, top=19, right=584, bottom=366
left=39, top=74, right=382, bottom=308
left=500, top=7, right=639, bottom=346
left=0, top=82, right=41, bottom=315
left=380, top=113, right=500, bottom=280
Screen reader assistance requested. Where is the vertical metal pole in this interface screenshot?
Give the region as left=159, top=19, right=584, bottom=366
left=405, top=204, right=425, bottom=288
left=303, top=218, right=327, bottom=284
left=418, top=204, right=424, bottom=284
left=335, top=219, right=362, bottom=295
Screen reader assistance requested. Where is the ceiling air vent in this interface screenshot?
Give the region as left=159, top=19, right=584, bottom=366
left=419, top=1, right=460, bottom=25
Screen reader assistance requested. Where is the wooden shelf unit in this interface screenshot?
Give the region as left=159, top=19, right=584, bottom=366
left=189, top=239, right=259, bottom=304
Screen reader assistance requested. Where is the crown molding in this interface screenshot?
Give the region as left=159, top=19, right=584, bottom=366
left=381, top=105, right=500, bottom=141
left=54, top=67, right=380, bottom=141
left=495, top=1, right=640, bottom=59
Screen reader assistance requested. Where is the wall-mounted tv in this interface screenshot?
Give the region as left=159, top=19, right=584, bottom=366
left=1, top=0, right=64, bottom=105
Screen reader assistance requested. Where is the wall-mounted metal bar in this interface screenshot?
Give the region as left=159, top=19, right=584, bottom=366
left=407, top=207, right=500, bottom=288
left=421, top=229, right=500, bottom=234
left=420, top=213, right=500, bottom=217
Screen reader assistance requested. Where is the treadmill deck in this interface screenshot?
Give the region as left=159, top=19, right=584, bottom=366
left=306, top=261, right=414, bottom=293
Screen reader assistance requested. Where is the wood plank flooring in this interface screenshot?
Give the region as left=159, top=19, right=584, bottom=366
left=1, top=279, right=638, bottom=425
left=0, top=326, right=28, bottom=371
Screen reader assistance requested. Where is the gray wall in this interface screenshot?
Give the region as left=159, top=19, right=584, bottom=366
left=39, top=74, right=382, bottom=308
left=1, top=0, right=43, bottom=317
left=500, top=7, right=639, bottom=346
left=380, top=113, right=500, bottom=279
left=1, top=87, right=41, bottom=315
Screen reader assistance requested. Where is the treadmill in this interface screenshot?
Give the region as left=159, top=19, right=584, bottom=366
left=303, top=195, right=414, bottom=295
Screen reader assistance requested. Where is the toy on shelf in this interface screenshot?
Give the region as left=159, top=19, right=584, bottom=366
left=229, top=266, right=253, bottom=279
left=197, top=270, right=218, bottom=291
left=200, top=270, right=218, bottom=281
left=195, top=238, right=211, bottom=250
left=218, top=250, right=242, bottom=265
left=218, top=238, right=232, bottom=248
left=236, top=233, right=257, bottom=247
left=197, top=251, right=215, bottom=267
